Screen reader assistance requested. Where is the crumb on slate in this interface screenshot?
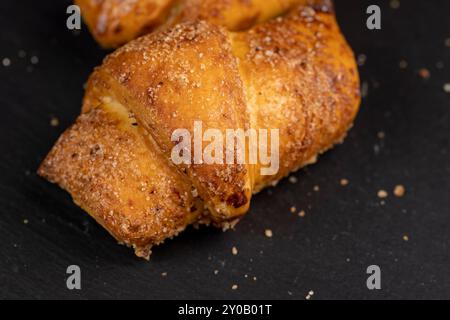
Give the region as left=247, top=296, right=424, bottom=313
left=313, top=185, right=320, bottom=192
left=231, top=246, right=238, bottom=256
left=265, top=229, right=273, bottom=238
left=418, top=68, right=430, bottom=79
left=390, top=0, right=400, bottom=9
left=394, top=185, right=406, bottom=197
left=361, top=81, right=369, bottom=98
left=306, top=290, right=315, bottom=300
left=340, top=179, right=349, bottom=186
left=399, top=60, right=408, bottom=69
left=231, top=284, right=238, bottom=290
left=377, top=190, right=388, bottom=199
left=2, top=57, right=11, bottom=67
left=357, top=54, right=367, bottom=67
left=289, top=176, right=298, bottom=184
left=403, top=235, right=409, bottom=242
left=299, top=210, right=306, bottom=218
left=30, top=55, right=39, bottom=65
left=290, top=206, right=297, bottom=213
left=50, top=116, right=60, bottom=127
left=444, top=83, right=450, bottom=93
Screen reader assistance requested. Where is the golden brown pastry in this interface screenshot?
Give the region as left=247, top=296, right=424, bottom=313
left=75, top=0, right=324, bottom=48
left=39, top=3, right=360, bottom=259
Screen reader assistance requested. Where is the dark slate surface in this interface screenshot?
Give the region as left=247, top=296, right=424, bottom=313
left=0, top=0, right=449, bottom=299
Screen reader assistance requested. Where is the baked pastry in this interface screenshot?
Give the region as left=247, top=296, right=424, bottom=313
left=75, top=0, right=324, bottom=48
left=39, top=3, right=360, bottom=259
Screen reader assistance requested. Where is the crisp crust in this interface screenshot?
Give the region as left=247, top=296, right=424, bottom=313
left=232, top=5, right=360, bottom=189
left=75, top=0, right=329, bottom=48
left=39, top=2, right=360, bottom=258
left=176, top=0, right=323, bottom=31
left=75, top=0, right=177, bottom=48
left=84, top=21, right=253, bottom=222
left=38, top=101, right=203, bottom=259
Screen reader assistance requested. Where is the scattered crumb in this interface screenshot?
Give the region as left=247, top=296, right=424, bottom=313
left=377, top=190, right=388, bottom=199
left=361, top=81, right=369, bottom=98
left=445, top=38, right=450, bottom=47
left=390, top=0, right=400, bottom=9
left=231, top=284, right=238, bottom=290
left=2, top=57, right=11, bottom=67
left=418, top=68, right=430, bottom=79
left=30, top=55, right=39, bottom=65
left=161, top=272, right=167, bottom=277
left=393, top=185, right=406, bottom=197
left=288, top=176, right=298, bottom=184
left=50, top=116, right=59, bottom=127
left=374, top=144, right=381, bottom=155
left=340, top=179, right=349, bottom=186
left=403, top=235, right=409, bottom=242
left=253, top=276, right=257, bottom=281
left=346, top=258, right=351, bottom=262
left=23, top=219, right=29, bottom=225
left=299, top=210, right=306, bottom=218
left=313, top=185, right=320, bottom=192
left=290, top=206, right=297, bottom=213
left=231, top=246, right=238, bottom=256
left=357, top=54, right=367, bottom=67
left=264, top=229, right=273, bottom=238
left=444, top=83, right=450, bottom=93
left=399, top=60, right=408, bottom=69
left=214, top=270, right=219, bottom=275
left=305, top=290, right=315, bottom=300
left=377, top=131, right=386, bottom=139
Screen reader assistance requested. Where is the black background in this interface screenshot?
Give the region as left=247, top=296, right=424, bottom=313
left=0, top=0, right=449, bottom=299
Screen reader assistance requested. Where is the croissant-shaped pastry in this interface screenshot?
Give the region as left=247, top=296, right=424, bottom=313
left=39, top=4, right=360, bottom=259
left=75, top=0, right=324, bottom=48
